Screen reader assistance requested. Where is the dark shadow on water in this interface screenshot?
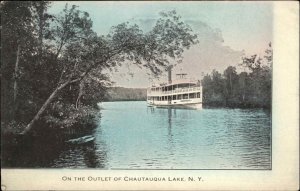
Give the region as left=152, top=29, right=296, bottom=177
left=1, top=123, right=108, bottom=168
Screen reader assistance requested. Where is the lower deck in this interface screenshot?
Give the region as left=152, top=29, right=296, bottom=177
left=147, top=98, right=202, bottom=109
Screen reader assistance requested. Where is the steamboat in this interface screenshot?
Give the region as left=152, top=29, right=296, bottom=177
left=147, top=68, right=202, bottom=109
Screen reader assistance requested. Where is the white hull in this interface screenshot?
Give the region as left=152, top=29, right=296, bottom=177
left=147, top=99, right=202, bottom=110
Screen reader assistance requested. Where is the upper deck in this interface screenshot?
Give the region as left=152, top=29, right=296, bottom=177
left=147, top=86, right=201, bottom=96
left=147, top=74, right=202, bottom=97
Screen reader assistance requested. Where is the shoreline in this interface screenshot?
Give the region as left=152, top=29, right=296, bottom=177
left=102, top=100, right=271, bottom=110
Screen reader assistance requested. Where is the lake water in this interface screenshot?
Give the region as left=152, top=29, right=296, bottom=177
left=3, top=101, right=271, bottom=169
left=55, top=101, right=271, bottom=169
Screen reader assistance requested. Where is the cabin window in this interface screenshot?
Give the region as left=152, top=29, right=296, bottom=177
left=197, top=92, right=201, bottom=98
left=172, top=95, right=176, bottom=100
left=178, top=94, right=182, bottom=100
left=189, top=93, right=195, bottom=99
left=183, top=94, right=188, bottom=99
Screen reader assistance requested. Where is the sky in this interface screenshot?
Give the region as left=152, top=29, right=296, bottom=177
left=49, top=1, right=273, bottom=88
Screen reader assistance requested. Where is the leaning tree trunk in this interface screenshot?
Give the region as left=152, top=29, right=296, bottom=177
left=21, top=59, right=101, bottom=135
left=13, top=45, right=21, bottom=116
left=75, top=81, right=84, bottom=109
left=21, top=81, right=72, bottom=135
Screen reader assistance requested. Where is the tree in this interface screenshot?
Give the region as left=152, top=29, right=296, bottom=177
left=20, top=8, right=198, bottom=134
left=238, top=72, right=248, bottom=102
left=201, top=43, right=272, bottom=108
left=201, top=70, right=226, bottom=106
left=31, top=1, right=52, bottom=60
left=239, top=43, right=272, bottom=107
left=211, top=70, right=224, bottom=97
left=223, top=66, right=238, bottom=102
left=1, top=1, right=36, bottom=122
left=201, top=74, right=213, bottom=103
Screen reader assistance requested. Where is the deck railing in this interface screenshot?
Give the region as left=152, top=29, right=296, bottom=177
left=147, top=87, right=201, bottom=96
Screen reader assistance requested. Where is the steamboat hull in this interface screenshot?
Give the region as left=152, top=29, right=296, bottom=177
left=147, top=98, right=202, bottom=110
left=148, top=102, right=202, bottom=110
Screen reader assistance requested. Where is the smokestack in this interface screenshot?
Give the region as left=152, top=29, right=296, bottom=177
left=168, top=65, right=172, bottom=84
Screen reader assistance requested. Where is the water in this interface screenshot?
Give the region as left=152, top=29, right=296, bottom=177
left=3, top=101, right=271, bottom=169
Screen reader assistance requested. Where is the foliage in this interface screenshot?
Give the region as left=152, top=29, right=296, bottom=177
left=44, top=102, right=99, bottom=129
left=1, top=1, right=36, bottom=122
left=202, top=44, right=272, bottom=108
left=1, top=2, right=198, bottom=135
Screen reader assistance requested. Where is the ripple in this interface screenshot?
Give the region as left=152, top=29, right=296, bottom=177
left=36, top=102, right=273, bottom=169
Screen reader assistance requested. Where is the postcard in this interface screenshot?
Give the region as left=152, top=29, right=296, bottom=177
left=1, top=1, right=299, bottom=190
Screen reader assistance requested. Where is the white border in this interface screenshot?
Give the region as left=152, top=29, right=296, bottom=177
left=1, top=1, right=299, bottom=190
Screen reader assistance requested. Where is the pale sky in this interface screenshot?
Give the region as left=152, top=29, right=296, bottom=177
left=49, top=1, right=273, bottom=88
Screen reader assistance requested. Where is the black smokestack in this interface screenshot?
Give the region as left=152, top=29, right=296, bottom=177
left=168, top=65, right=173, bottom=84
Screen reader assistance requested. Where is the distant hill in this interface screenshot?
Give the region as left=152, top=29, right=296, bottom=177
left=104, top=87, right=147, bottom=101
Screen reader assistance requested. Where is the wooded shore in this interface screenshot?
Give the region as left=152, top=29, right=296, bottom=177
left=1, top=2, right=271, bottom=139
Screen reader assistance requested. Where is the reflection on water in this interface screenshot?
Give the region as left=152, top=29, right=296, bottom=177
left=2, top=101, right=271, bottom=169
left=97, top=101, right=271, bottom=169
